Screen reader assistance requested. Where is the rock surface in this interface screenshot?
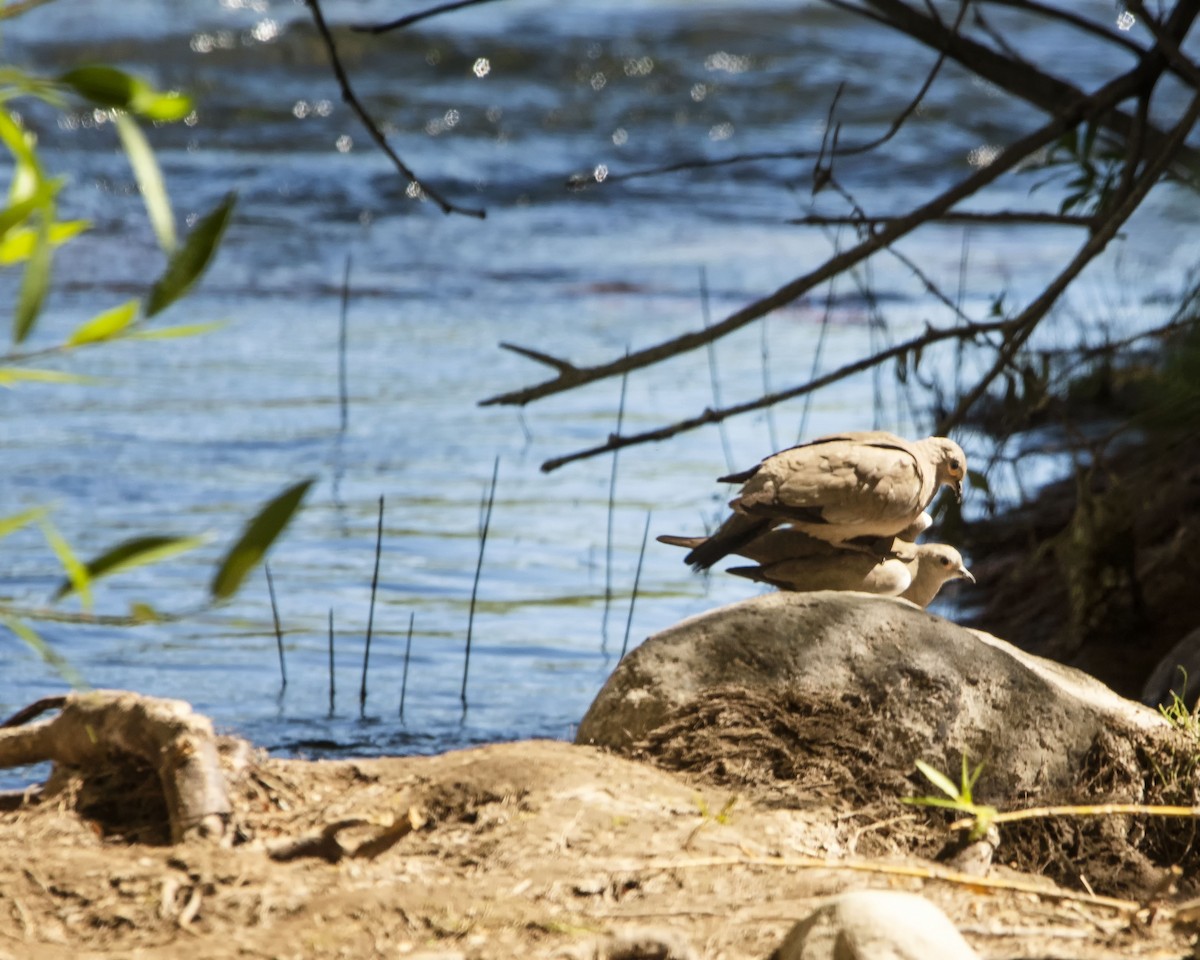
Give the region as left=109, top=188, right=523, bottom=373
left=577, top=590, right=1168, bottom=800
left=772, top=890, right=980, bottom=960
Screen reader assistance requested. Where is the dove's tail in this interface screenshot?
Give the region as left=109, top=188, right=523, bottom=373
left=724, top=564, right=772, bottom=584
left=656, top=534, right=705, bottom=551
left=685, top=514, right=772, bottom=570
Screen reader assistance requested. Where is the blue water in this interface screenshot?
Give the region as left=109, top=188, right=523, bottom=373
left=0, top=1, right=1196, bottom=781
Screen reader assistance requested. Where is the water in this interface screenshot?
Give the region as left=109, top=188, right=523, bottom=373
left=1, top=1, right=1196, bottom=779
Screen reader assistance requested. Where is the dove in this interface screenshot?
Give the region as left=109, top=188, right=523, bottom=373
left=683, top=432, right=966, bottom=570
left=727, top=543, right=975, bottom=608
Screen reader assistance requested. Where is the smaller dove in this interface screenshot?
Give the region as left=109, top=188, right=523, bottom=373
left=658, top=511, right=933, bottom=567
left=727, top=543, right=975, bottom=608
left=685, top=431, right=966, bottom=570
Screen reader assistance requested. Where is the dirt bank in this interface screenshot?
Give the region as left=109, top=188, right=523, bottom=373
left=0, top=734, right=1195, bottom=959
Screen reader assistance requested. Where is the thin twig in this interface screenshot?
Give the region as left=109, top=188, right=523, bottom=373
left=760, top=316, right=778, bottom=452
left=620, top=511, right=652, bottom=661
left=541, top=316, right=1011, bottom=471
left=338, top=253, right=351, bottom=432
left=327, top=608, right=335, bottom=716
left=789, top=211, right=1095, bottom=227
left=602, top=360, right=629, bottom=652
left=303, top=0, right=485, bottom=219
left=633, top=854, right=1139, bottom=913
left=399, top=610, right=414, bottom=720
left=265, top=563, right=286, bottom=690
left=700, top=267, right=735, bottom=474
left=360, top=495, right=384, bottom=715
left=352, top=0, right=508, bottom=33
left=484, top=60, right=1153, bottom=409
left=939, top=86, right=1200, bottom=433
left=462, top=456, right=499, bottom=707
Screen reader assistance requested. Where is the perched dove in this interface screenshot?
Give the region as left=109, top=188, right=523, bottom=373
left=657, top=511, right=934, bottom=566
left=727, top=543, right=975, bottom=608
left=684, top=432, right=966, bottom=570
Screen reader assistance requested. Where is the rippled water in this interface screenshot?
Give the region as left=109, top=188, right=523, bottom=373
left=1, top=1, right=1196, bottom=780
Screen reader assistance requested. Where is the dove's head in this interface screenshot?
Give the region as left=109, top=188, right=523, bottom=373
left=926, top=437, right=967, bottom=502
left=917, top=543, right=974, bottom=586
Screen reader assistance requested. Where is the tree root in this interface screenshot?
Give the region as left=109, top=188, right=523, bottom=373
left=0, top=690, right=235, bottom=844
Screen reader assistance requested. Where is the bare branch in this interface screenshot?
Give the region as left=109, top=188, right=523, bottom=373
left=352, top=0, right=509, bottom=34
left=980, top=0, right=1154, bottom=60
left=789, top=211, right=1096, bottom=227
left=865, top=0, right=1200, bottom=174
left=938, top=86, right=1200, bottom=434
left=483, top=49, right=1175, bottom=408
left=498, top=342, right=578, bottom=374
left=539, top=317, right=1011, bottom=472
left=304, top=0, right=485, bottom=219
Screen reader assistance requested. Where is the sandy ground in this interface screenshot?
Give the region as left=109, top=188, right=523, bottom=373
left=0, top=738, right=1195, bottom=960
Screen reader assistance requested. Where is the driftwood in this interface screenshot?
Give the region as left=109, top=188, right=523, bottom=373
left=0, top=690, right=234, bottom=844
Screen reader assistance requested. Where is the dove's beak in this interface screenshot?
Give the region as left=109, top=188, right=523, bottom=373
left=953, top=479, right=964, bottom=503
left=959, top=565, right=975, bottom=584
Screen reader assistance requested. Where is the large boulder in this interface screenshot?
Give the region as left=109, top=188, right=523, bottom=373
left=577, top=591, right=1169, bottom=800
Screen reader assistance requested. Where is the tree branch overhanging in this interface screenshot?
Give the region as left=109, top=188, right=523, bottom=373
left=484, top=37, right=1186, bottom=409
left=304, top=0, right=486, bottom=219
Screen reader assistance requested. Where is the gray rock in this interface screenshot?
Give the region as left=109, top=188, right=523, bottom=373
left=577, top=591, right=1167, bottom=798
left=771, top=890, right=979, bottom=960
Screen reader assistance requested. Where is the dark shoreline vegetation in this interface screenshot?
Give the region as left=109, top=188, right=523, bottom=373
left=962, top=294, right=1200, bottom=704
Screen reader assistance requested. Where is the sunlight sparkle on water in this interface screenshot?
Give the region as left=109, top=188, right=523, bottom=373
left=473, top=58, right=491, bottom=78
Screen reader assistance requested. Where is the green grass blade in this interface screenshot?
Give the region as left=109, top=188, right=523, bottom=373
left=210, top=477, right=315, bottom=602
left=39, top=518, right=92, bottom=610
left=0, top=506, right=48, bottom=540
left=52, top=533, right=209, bottom=601
left=915, top=759, right=963, bottom=802
left=0, top=367, right=98, bottom=386
left=0, top=614, right=87, bottom=688
left=13, top=208, right=51, bottom=343
left=114, top=113, right=175, bottom=253
left=146, top=191, right=235, bottom=317
left=127, top=320, right=227, bottom=341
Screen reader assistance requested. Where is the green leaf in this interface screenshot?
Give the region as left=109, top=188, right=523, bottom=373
left=129, top=601, right=162, bottom=623
left=39, top=518, right=92, bottom=610
left=52, top=533, right=209, bottom=601
left=131, top=89, right=192, bottom=123
left=58, top=66, right=193, bottom=123
left=0, top=219, right=89, bottom=265
left=210, top=477, right=315, bottom=602
left=0, top=506, right=48, bottom=540
left=1, top=614, right=87, bottom=688
left=13, top=209, right=51, bottom=343
left=115, top=113, right=175, bottom=253
left=0, top=106, right=40, bottom=175
left=127, top=319, right=227, bottom=341
left=66, top=299, right=140, bottom=346
left=0, top=183, right=60, bottom=242
left=914, top=759, right=962, bottom=801
left=58, top=65, right=139, bottom=109
left=146, top=191, right=236, bottom=317
left=0, top=367, right=97, bottom=386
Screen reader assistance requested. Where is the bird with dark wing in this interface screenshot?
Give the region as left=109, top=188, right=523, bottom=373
left=683, top=431, right=966, bottom=571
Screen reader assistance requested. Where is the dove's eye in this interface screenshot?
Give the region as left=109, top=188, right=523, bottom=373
left=949, top=457, right=962, bottom=473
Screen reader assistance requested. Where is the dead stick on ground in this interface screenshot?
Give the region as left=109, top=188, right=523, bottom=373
left=0, top=690, right=235, bottom=844
left=635, top=855, right=1139, bottom=913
